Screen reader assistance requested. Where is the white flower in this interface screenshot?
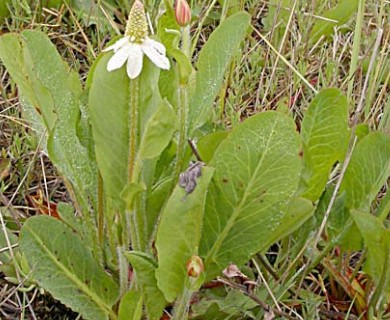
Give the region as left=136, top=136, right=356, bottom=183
left=103, top=36, right=170, bottom=79
left=103, top=0, right=170, bottom=80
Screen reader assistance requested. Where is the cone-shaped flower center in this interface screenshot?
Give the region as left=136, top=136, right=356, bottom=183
left=125, top=0, right=148, bottom=43
left=103, top=0, right=170, bottom=79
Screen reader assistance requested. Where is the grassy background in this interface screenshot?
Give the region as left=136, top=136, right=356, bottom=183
left=0, top=0, right=389, bottom=318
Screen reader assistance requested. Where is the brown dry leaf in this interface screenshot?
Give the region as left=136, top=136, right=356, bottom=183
left=0, top=158, right=11, bottom=181
left=264, top=308, right=275, bottom=320
left=222, top=263, right=249, bottom=281
left=26, top=190, right=60, bottom=219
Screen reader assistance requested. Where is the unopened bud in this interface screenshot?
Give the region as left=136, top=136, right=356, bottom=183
left=174, top=0, right=191, bottom=27
left=186, top=255, right=204, bottom=278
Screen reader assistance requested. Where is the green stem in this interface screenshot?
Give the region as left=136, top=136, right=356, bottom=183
left=127, top=78, right=148, bottom=252
left=172, top=286, right=193, bottom=320
left=97, top=172, right=104, bottom=246
left=117, top=245, right=129, bottom=296
left=128, top=78, right=142, bottom=251
left=174, top=85, right=188, bottom=180
left=182, top=25, right=191, bottom=60
left=97, top=172, right=105, bottom=264
left=174, top=26, right=191, bottom=179
left=128, top=78, right=139, bottom=183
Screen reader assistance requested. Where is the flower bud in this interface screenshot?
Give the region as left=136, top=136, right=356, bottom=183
left=186, top=255, right=204, bottom=278
left=174, top=0, right=191, bottom=27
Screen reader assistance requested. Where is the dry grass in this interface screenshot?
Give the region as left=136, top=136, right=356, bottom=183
left=0, top=0, right=389, bottom=318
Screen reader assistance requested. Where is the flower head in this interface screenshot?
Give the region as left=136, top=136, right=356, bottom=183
left=103, top=0, right=170, bottom=79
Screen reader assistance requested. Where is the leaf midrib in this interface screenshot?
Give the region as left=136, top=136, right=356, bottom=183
left=205, top=117, right=280, bottom=266
left=26, top=224, right=116, bottom=319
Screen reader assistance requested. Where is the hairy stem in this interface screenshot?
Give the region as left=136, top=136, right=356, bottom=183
left=128, top=78, right=139, bottom=183
left=172, top=286, right=193, bottom=320
left=174, top=25, right=191, bottom=180
left=128, top=78, right=143, bottom=251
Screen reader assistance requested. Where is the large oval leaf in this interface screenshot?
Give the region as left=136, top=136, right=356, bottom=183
left=299, top=88, right=349, bottom=201
left=188, top=12, right=251, bottom=135
left=340, top=132, right=390, bottom=210
left=20, top=216, right=119, bottom=320
left=200, top=111, right=302, bottom=279
left=352, top=210, right=390, bottom=296
left=156, top=166, right=214, bottom=302
left=0, top=31, right=97, bottom=212
left=89, top=52, right=130, bottom=206
left=89, top=50, right=165, bottom=206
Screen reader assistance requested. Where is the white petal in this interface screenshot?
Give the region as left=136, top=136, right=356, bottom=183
left=107, top=45, right=131, bottom=71
left=144, top=38, right=166, bottom=55
left=141, top=38, right=170, bottom=70
left=126, top=44, right=144, bottom=79
left=103, top=36, right=130, bottom=52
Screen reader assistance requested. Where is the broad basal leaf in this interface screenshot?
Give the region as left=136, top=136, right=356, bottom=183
left=156, top=166, right=215, bottom=302
left=188, top=12, right=251, bottom=135
left=125, top=251, right=166, bottom=320
left=0, top=31, right=97, bottom=212
left=340, top=132, right=390, bottom=211
left=89, top=51, right=129, bottom=206
left=89, top=50, right=164, bottom=206
left=200, top=111, right=302, bottom=279
left=352, top=210, right=390, bottom=295
left=20, top=216, right=119, bottom=320
left=300, top=88, right=349, bottom=201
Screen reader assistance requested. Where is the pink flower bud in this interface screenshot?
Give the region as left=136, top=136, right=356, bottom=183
left=186, top=255, right=204, bottom=278
left=174, top=0, right=191, bottom=27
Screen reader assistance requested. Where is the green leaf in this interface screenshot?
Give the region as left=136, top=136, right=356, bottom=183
left=262, top=0, right=292, bottom=45
left=145, top=177, right=173, bottom=242
left=57, top=202, right=80, bottom=231
left=268, top=197, right=315, bottom=244
left=188, top=12, right=251, bottom=135
left=170, top=48, right=193, bottom=84
left=89, top=51, right=129, bottom=206
left=156, top=166, right=215, bottom=302
left=20, top=216, right=119, bottom=320
left=340, top=132, right=390, bottom=211
left=0, top=227, right=18, bottom=264
left=0, top=0, right=10, bottom=20
left=299, top=88, right=349, bottom=201
left=89, top=50, right=163, bottom=206
left=197, top=131, right=228, bottom=163
left=351, top=210, right=390, bottom=294
left=0, top=31, right=97, bottom=212
left=125, top=252, right=166, bottom=320
left=118, top=290, right=143, bottom=320
left=138, top=99, right=176, bottom=160
left=0, top=32, right=57, bottom=133
left=121, top=182, right=147, bottom=210
left=70, top=0, right=106, bottom=27
left=309, top=0, right=358, bottom=44
left=200, top=111, right=302, bottom=279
